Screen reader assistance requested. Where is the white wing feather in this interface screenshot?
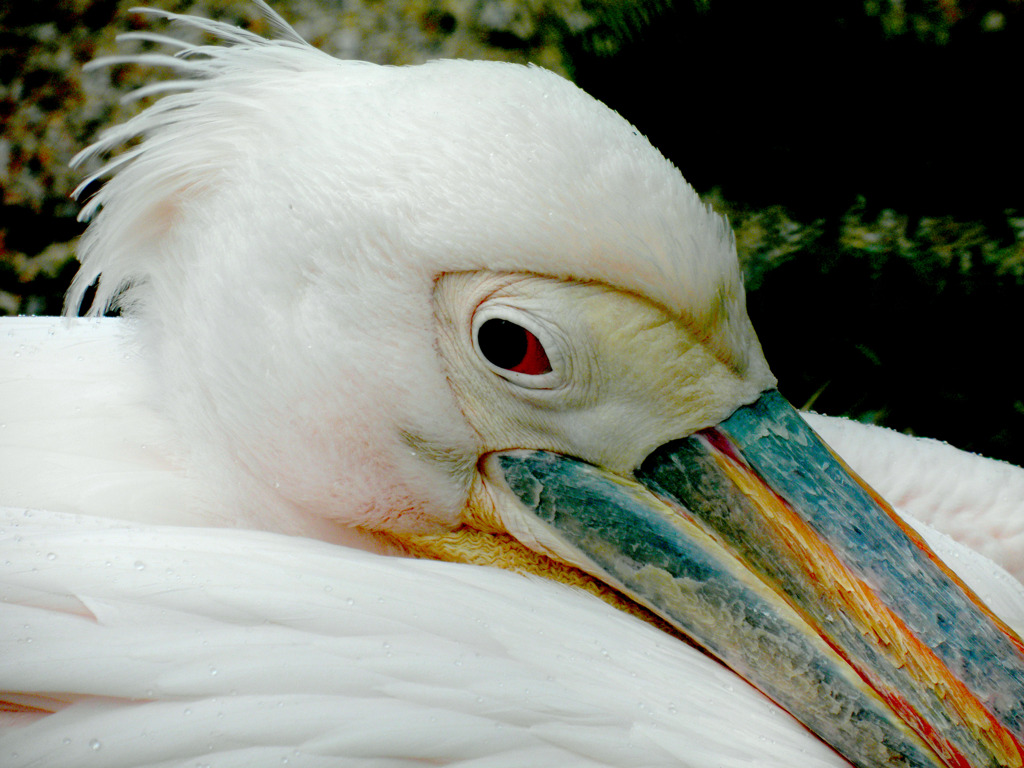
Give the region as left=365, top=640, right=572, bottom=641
left=2, top=508, right=851, bottom=768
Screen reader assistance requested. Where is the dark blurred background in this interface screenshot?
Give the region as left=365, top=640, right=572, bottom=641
left=2, top=1, right=1022, bottom=464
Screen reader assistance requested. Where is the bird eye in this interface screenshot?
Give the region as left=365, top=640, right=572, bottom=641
left=476, top=318, right=552, bottom=375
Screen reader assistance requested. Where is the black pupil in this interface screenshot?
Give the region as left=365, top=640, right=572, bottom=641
left=477, top=318, right=527, bottom=370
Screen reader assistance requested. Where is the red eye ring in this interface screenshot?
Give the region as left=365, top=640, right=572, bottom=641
left=476, top=318, right=552, bottom=376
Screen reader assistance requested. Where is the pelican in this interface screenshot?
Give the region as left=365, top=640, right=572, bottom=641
left=2, top=5, right=1024, bottom=767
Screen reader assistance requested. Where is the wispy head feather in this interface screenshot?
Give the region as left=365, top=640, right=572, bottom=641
left=68, top=4, right=764, bottom=377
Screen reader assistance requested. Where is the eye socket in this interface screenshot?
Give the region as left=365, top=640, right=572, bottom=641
left=471, top=306, right=563, bottom=390
left=477, top=318, right=552, bottom=375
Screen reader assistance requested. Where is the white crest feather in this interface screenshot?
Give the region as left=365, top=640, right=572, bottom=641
left=67, top=5, right=328, bottom=316
left=66, top=6, right=762, bottom=379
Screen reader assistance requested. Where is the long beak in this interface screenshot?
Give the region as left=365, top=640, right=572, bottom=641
left=486, top=390, right=1024, bottom=768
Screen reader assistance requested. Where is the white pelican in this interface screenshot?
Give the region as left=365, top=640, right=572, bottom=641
left=3, top=5, right=1024, bottom=767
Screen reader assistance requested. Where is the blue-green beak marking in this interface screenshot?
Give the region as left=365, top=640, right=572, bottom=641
left=489, top=390, right=1024, bottom=768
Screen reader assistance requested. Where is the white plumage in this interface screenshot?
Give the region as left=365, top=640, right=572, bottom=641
left=1, top=507, right=848, bottom=767
left=60, top=7, right=766, bottom=541
left=3, top=5, right=1024, bottom=767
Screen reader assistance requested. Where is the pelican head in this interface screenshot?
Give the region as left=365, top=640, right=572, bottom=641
left=70, top=7, right=1024, bottom=768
